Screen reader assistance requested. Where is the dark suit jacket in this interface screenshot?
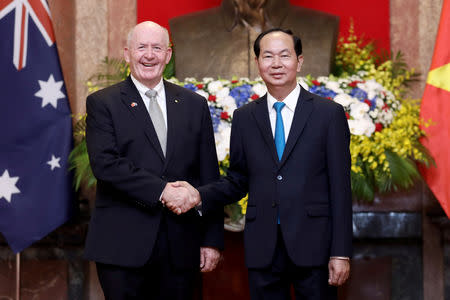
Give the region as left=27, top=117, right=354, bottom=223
left=200, top=87, right=352, bottom=269
left=84, top=77, right=223, bottom=269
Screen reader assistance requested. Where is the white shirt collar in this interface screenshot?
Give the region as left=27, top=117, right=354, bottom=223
left=267, top=84, right=301, bottom=112
left=130, top=75, right=164, bottom=96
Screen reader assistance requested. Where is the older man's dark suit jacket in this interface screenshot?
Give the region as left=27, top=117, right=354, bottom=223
left=200, top=87, right=352, bottom=269
left=84, top=77, right=223, bottom=269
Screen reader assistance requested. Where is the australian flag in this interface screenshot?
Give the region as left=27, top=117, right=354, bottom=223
left=0, top=0, right=73, bottom=253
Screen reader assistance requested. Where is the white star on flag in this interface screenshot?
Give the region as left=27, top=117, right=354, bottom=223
left=34, top=74, right=65, bottom=108
left=0, top=170, right=20, bottom=203
left=47, top=155, right=61, bottom=171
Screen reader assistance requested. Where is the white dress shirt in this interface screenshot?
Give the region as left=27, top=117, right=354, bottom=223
left=267, top=84, right=301, bottom=141
left=130, top=75, right=168, bottom=128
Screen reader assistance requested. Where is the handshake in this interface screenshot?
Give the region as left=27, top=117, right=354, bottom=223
left=161, top=181, right=201, bottom=215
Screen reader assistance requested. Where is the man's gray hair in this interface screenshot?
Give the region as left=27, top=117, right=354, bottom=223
left=126, top=21, right=170, bottom=48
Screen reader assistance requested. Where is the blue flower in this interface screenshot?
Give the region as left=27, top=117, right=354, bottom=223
left=308, top=85, right=337, bottom=99
left=349, top=88, right=368, bottom=101
left=230, top=84, right=253, bottom=108
left=184, top=83, right=198, bottom=91
left=369, top=97, right=377, bottom=111
left=209, top=106, right=222, bottom=132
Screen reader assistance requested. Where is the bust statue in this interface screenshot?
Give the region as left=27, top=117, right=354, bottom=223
left=169, top=0, right=339, bottom=79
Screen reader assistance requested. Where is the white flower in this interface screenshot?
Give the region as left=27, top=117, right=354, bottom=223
left=325, top=81, right=344, bottom=94
left=348, top=118, right=375, bottom=137
left=350, top=102, right=370, bottom=119
left=338, top=77, right=351, bottom=85
left=369, top=109, right=379, bottom=118
left=196, top=89, right=209, bottom=99
left=358, top=79, right=383, bottom=99
left=334, top=94, right=355, bottom=107
left=239, top=77, right=250, bottom=82
left=184, top=77, right=197, bottom=83
left=215, top=123, right=231, bottom=161
left=297, top=78, right=309, bottom=90
left=217, top=95, right=237, bottom=115
left=379, top=110, right=394, bottom=125
left=207, top=80, right=224, bottom=94
left=216, top=87, right=230, bottom=99
left=202, top=77, right=214, bottom=83
left=376, top=98, right=384, bottom=108
left=385, top=90, right=395, bottom=101
left=317, top=76, right=329, bottom=84
left=167, top=78, right=179, bottom=84
left=252, top=83, right=267, bottom=97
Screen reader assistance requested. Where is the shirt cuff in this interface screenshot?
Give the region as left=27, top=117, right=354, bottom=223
left=330, top=256, right=350, bottom=261
left=195, top=203, right=202, bottom=216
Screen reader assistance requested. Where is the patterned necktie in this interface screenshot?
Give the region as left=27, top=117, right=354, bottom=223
left=273, top=101, right=286, bottom=161
left=145, top=89, right=167, bottom=156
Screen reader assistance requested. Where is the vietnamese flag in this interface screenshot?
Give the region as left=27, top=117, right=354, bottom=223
left=420, top=0, right=450, bottom=217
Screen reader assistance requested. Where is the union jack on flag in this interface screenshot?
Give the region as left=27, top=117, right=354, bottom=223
left=0, top=0, right=74, bottom=253
left=0, top=0, right=56, bottom=70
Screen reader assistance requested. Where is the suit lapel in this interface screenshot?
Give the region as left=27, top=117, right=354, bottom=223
left=279, top=87, right=314, bottom=167
left=251, top=96, right=280, bottom=166
left=120, top=77, right=165, bottom=161
left=162, top=80, right=182, bottom=171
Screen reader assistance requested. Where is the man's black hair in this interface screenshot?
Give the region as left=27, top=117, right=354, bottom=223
left=253, top=28, right=302, bottom=57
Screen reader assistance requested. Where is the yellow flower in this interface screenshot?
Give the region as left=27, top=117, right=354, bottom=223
left=238, top=195, right=248, bottom=215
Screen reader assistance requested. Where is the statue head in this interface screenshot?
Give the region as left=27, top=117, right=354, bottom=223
left=233, top=0, right=267, bottom=30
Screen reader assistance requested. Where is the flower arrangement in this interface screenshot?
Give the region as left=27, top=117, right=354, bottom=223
left=166, top=70, right=431, bottom=216
left=69, top=27, right=432, bottom=228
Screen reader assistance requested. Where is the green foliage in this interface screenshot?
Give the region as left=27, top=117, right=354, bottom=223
left=68, top=138, right=96, bottom=190
left=86, top=57, right=129, bottom=93
left=384, top=149, right=420, bottom=190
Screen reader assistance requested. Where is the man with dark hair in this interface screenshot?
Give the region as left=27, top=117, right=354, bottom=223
left=253, top=28, right=302, bottom=58
left=167, top=28, right=352, bottom=299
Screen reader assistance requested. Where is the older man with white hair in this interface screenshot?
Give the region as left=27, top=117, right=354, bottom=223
left=84, top=21, right=223, bottom=300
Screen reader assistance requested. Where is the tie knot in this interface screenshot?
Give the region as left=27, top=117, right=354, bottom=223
left=273, top=101, right=285, bottom=113
left=145, top=89, right=158, bottom=100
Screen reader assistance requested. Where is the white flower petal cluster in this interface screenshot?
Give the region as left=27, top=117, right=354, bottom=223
left=334, top=94, right=354, bottom=107
left=207, top=80, right=225, bottom=94
left=350, top=101, right=370, bottom=120
left=348, top=118, right=375, bottom=137
left=325, top=81, right=344, bottom=94
left=217, top=95, right=237, bottom=115
left=215, top=123, right=231, bottom=161
left=196, top=89, right=209, bottom=99
left=251, top=83, right=267, bottom=97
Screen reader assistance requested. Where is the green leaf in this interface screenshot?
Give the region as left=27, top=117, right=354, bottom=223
left=351, top=171, right=374, bottom=201
left=68, top=139, right=96, bottom=191
left=385, top=150, right=420, bottom=190
left=163, top=52, right=175, bottom=79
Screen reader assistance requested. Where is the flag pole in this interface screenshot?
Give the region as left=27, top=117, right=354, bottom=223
left=16, top=252, right=20, bottom=300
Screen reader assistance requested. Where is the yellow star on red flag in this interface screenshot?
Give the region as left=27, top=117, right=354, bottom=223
left=427, top=63, right=450, bottom=92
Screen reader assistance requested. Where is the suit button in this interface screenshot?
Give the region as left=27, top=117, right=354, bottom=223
left=161, top=175, right=166, bottom=180
left=277, top=175, right=282, bottom=181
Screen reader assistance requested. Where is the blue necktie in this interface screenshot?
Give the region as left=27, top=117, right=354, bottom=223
left=273, top=102, right=285, bottom=224
left=273, top=102, right=286, bottom=161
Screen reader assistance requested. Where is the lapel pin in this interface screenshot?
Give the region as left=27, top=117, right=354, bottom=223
left=174, top=99, right=179, bottom=103
left=131, top=102, right=138, bottom=107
